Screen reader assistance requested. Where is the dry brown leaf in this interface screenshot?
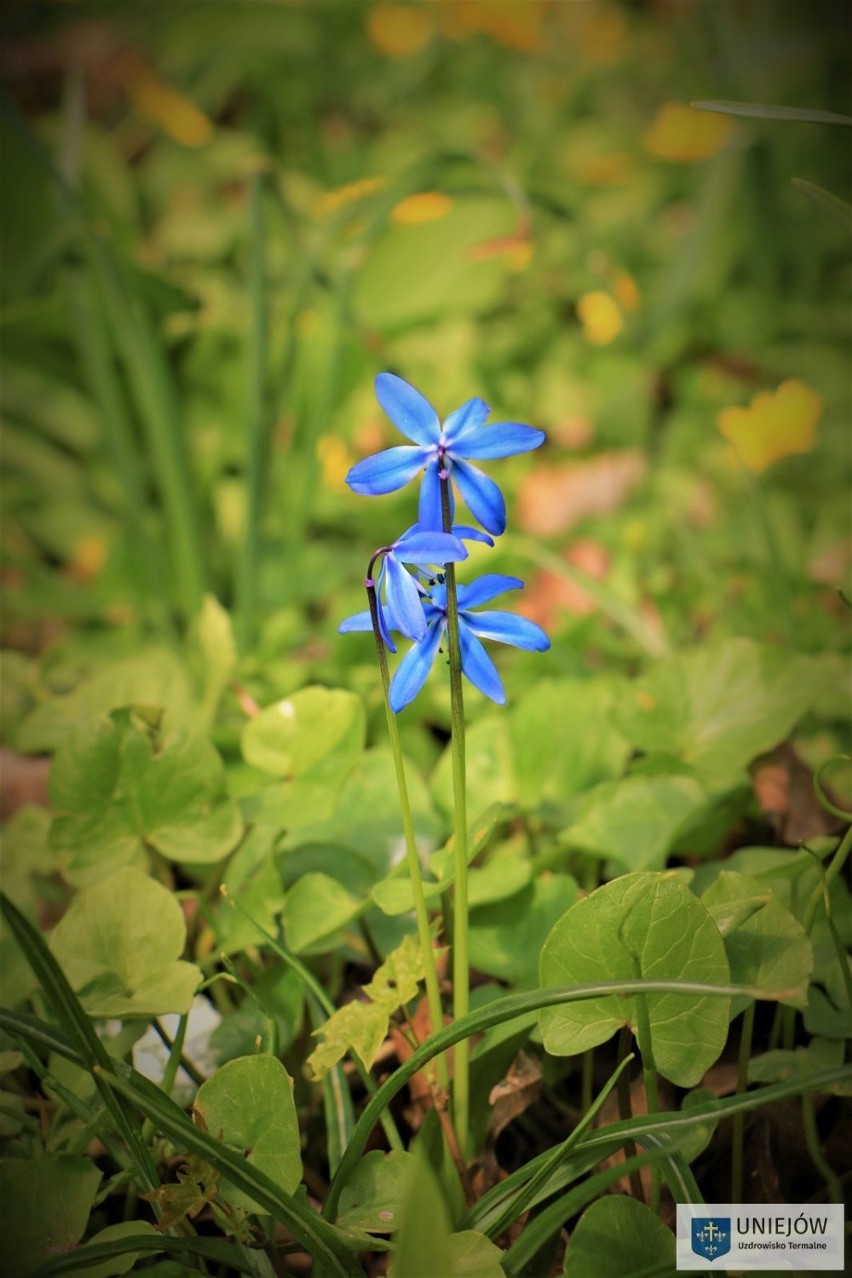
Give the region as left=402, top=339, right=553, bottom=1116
left=751, top=742, right=838, bottom=845
left=0, top=749, right=50, bottom=819
left=518, top=540, right=611, bottom=629
left=517, top=450, right=646, bottom=536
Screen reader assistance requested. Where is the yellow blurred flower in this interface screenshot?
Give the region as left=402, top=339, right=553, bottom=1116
left=317, top=435, right=354, bottom=490
left=316, top=176, right=387, bottom=218
left=644, top=103, right=732, bottom=162
left=366, top=3, right=434, bottom=56
left=390, top=192, right=453, bottom=225
left=440, top=0, right=544, bottom=51
left=126, top=69, right=213, bottom=148
left=717, top=379, right=822, bottom=473
left=612, top=270, right=640, bottom=312
left=577, top=291, right=623, bottom=345
left=67, top=535, right=107, bottom=583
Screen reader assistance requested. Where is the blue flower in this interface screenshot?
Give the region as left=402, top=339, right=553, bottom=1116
left=339, top=526, right=469, bottom=653
left=346, top=374, right=545, bottom=536
left=389, top=574, right=550, bottom=711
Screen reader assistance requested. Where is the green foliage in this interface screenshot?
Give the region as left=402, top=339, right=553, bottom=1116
left=562, top=1195, right=675, bottom=1277
left=0, top=1156, right=102, bottom=1278
left=193, top=1054, right=302, bottom=1213
left=49, top=868, right=202, bottom=1018
left=539, top=872, right=731, bottom=1086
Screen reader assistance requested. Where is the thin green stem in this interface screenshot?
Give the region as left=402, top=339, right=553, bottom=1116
left=366, top=576, right=448, bottom=1095
left=629, top=955, right=660, bottom=1213
left=731, top=1000, right=755, bottom=1202
left=617, top=1024, right=644, bottom=1205
left=440, top=477, right=470, bottom=1161
left=142, top=1013, right=190, bottom=1143
left=236, top=173, right=270, bottom=650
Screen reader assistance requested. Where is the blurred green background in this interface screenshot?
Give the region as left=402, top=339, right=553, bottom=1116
left=1, top=0, right=849, bottom=744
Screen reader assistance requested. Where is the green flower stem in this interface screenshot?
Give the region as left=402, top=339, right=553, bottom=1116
left=731, top=1000, right=755, bottom=1202
left=801, top=1086, right=843, bottom=1203
left=627, top=947, right=660, bottom=1213
left=440, top=477, right=470, bottom=1162
left=366, top=575, right=448, bottom=1095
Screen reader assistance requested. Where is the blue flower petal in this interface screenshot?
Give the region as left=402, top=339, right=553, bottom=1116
left=417, top=459, right=450, bottom=531
left=458, top=624, right=506, bottom=704
left=389, top=619, right=445, bottom=712
left=338, top=609, right=373, bottom=633
left=451, top=421, right=545, bottom=460
left=394, top=530, right=468, bottom=565
left=385, top=554, right=428, bottom=641
left=456, top=574, right=524, bottom=608
left=451, top=457, right=507, bottom=535
left=339, top=604, right=397, bottom=653
left=442, top=397, right=490, bottom=443
left=347, top=445, right=431, bottom=496
left=463, top=609, right=550, bottom=651
left=375, top=373, right=441, bottom=445
left=450, top=524, right=495, bottom=547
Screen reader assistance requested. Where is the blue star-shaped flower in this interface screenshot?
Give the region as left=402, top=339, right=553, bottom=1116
left=346, top=373, right=545, bottom=536
left=343, top=572, right=550, bottom=711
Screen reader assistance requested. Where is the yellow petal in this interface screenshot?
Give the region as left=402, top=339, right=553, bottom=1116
left=366, top=3, right=434, bottom=56
left=644, top=103, right=732, bottom=162
left=127, top=70, right=212, bottom=148
left=717, top=379, right=822, bottom=473
left=612, top=269, right=641, bottom=312
left=577, top=291, right=624, bottom=345
left=390, top=191, right=453, bottom=225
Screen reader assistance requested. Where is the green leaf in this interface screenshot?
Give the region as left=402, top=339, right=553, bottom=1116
left=372, top=806, right=505, bottom=916
left=563, top=774, right=708, bottom=872
left=691, top=99, right=852, bottom=126
left=355, top=195, right=517, bottom=328
left=193, top=1054, right=302, bottom=1213
left=336, top=1150, right=414, bottom=1234
left=214, top=826, right=285, bottom=956
left=17, top=649, right=195, bottom=754
left=389, top=1146, right=454, bottom=1278
left=188, top=594, right=237, bottom=729
left=469, top=874, right=578, bottom=984
left=562, top=1195, right=675, bottom=1277
left=241, top=686, right=364, bottom=780
left=431, top=716, right=513, bottom=823
left=307, top=999, right=390, bottom=1081
left=282, top=872, right=361, bottom=954
left=49, top=867, right=201, bottom=1018
left=62, top=1221, right=160, bottom=1278
left=749, top=1037, right=852, bottom=1096
left=49, top=712, right=243, bottom=881
left=0, top=1156, right=101, bottom=1278
left=539, top=873, right=730, bottom=1086
left=509, top=678, right=630, bottom=811
left=701, top=871, right=813, bottom=1014
left=611, top=639, right=824, bottom=790
left=308, top=935, right=427, bottom=1079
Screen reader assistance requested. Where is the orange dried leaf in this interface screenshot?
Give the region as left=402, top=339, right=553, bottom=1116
left=517, top=450, right=646, bottom=536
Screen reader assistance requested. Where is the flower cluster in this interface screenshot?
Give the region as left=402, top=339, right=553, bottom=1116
left=341, top=373, right=550, bottom=710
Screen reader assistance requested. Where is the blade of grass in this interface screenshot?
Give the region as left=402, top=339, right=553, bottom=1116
left=30, top=1231, right=258, bottom=1278
left=691, top=99, right=852, bottom=126
left=235, top=172, right=270, bottom=650
left=1, top=94, right=206, bottom=620
left=0, top=892, right=159, bottom=1192
left=322, top=977, right=789, bottom=1220
left=501, top=1141, right=687, bottom=1278
left=477, top=1053, right=636, bottom=1240
left=96, top=1064, right=365, bottom=1278
left=791, top=180, right=852, bottom=233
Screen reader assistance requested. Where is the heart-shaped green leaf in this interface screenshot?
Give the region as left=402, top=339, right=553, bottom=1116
left=49, top=867, right=201, bottom=1018
left=539, top=872, right=730, bottom=1086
